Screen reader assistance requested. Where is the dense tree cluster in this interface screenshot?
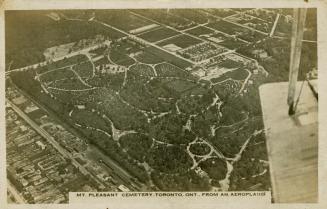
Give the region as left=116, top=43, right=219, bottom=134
left=119, top=133, right=153, bottom=162
left=199, top=158, right=227, bottom=182
left=151, top=170, right=210, bottom=191
left=189, top=143, right=211, bottom=156
left=147, top=145, right=193, bottom=174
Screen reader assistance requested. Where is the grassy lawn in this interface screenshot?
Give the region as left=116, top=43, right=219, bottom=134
left=49, top=78, right=90, bottom=90
left=39, top=67, right=75, bottom=83
left=164, top=79, right=197, bottom=93
left=230, top=68, right=249, bottom=80
left=94, top=57, right=110, bottom=66
left=109, top=49, right=135, bottom=66
left=135, top=50, right=165, bottom=64
left=144, top=46, right=192, bottom=69
left=219, top=58, right=242, bottom=69
left=36, top=55, right=87, bottom=74
left=218, top=38, right=246, bottom=50
left=70, top=109, right=112, bottom=134
left=210, top=68, right=248, bottom=83
left=73, top=61, right=93, bottom=78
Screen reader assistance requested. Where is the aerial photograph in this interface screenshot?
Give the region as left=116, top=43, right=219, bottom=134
left=5, top=8, right=317, bottom=204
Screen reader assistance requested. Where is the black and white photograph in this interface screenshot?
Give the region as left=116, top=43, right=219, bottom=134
left=0, top=1, right=325, bottom=208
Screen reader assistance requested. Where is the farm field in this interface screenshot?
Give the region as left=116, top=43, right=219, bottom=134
left=157, top=34, right=203, bottom=49
left=185, top=26, right=215, bottom=36
left=206, top=20, right=249, bottom=36
left=96, top=10, right=154, bottom=32
left=138, top=27, right=180, bottom=43
left=170, top=9, right=213, bottom=24
left=130, top=9, right=196, bottom=31
left=202, top=8, right=237, bottom=18
left=225, top=14, right=272, bottom=33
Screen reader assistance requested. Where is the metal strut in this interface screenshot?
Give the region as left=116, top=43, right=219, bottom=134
left=288, top=8, right=307, bottom=115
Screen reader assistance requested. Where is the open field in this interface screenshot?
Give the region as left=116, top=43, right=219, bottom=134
left=206, top=20, right=249, bottom=36
left=170, top=9, right=213, bottom=24
left=130, top=9, right=196, bottom=31
left=73, top=61, right=93, bottom=78
left=96, top=10, right=153, bottom=32
left=210, top=68, right=249, bottom=83
left=157, top=34, right=203, bottom=49
left=202, top=9, right=237, bottom=18
left=143, top=46, right=192, bottom=68
left=185, top=26, right=215, bottom=36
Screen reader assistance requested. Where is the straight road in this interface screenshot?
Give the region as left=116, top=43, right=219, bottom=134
left=11, top=84, right=144, bottom=191
left=93, top=19, right=196, bottom=65
left=7, top=180, right=26, bottom=203
left=6, top=99, right=106, bottom=189
left=270, top=14, right=280, bottom=37
left=129, top=11, right=236, bottom=63
left=6, top=40, right=111, bottom=75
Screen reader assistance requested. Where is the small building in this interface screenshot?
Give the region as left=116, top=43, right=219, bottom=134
left=118, top=185, right=130, bottom=192
left=76, top=105, right=86, bottom=110
left=36, top=141, right=46, bottom=150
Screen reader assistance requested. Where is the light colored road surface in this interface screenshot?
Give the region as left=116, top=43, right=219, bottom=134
left=6, top=41, right=110, bottom=75
left=269, top=13, right=280, bottom=37
left=7, top=181, right=26, bottom=204
left=93, top=19, right=196, bottom=65
left=260, top=81, right=318, bottom=203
